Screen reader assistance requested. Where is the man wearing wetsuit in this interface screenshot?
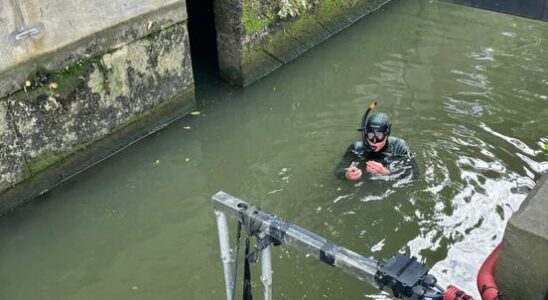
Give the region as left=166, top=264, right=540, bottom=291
left=337, top=110, right=417, bottom=181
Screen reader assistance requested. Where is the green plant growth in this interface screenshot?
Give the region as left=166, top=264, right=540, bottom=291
left=320, top=0, right=352, bottom=11
left=243, top=1, right=275, bottom=34
left=277, top=0, right=309, bottom=18
left=313, top=0, right=356, bottom=21
left=243, top=0, right=317, bottom=34
left=241, top=0, right=368, bottom=34
left=26, top=149, right=65, bottom=175
left=18, top=58, right=108, bottom=106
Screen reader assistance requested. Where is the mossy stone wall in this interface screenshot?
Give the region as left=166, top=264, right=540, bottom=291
left=214, top=0, right=392, bottom=86
left=0, top=23, right=195, bottom=214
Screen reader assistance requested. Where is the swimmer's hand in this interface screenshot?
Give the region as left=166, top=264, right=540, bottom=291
left=365, top=161, right=390, bottom=176
left=345, top=162, right=362, bottom=181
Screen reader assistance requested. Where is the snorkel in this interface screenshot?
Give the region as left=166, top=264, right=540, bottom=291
left=357, top=101, right=378, bottom=146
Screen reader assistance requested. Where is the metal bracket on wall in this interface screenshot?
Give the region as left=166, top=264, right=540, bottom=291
left=9, top=22, right=46, bottom=46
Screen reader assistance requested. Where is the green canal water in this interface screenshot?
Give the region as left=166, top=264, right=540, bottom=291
left=1, top=0, right=547, bottom=299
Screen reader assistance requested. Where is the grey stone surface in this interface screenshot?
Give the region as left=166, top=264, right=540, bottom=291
left=213, top=0, right=392, bottom=87
left=10, top=23, right=193, bottom=172
left=0, top=100, right=26, bottom=191
left=0, top=0, right=187, bottom=99
left=496, top=173, right=548, bottom=299
left=0, top=4, right=195, bottom=214
left=214, top=0, right=245, bottom=85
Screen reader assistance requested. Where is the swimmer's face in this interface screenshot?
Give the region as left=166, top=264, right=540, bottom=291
left=366, top=130, right=387, bottom=152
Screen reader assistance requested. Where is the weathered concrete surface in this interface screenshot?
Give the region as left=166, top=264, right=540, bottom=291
left=214, top=0, right=392, bottom=86
left=0, top=101, right=26, bottom=191
left=496, top=172, right=548, bottom=299
left=0, top=0, right=187, bottom=99
left=0, top=0, right=195, bottom=213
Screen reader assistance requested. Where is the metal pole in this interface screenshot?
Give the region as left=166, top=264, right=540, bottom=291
left=212, top=191, right=379, bottom=287
left=212, top=191, right=448, bottom=300
left=214, top=210, right=233, bottom=300
left=261, top=246, right=273, bottom=300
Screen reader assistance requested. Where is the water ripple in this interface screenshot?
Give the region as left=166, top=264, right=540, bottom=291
left=480, top=122, right=541, bottom=156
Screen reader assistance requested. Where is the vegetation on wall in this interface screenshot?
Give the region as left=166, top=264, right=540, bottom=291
left=277, top=0, right=310, bottom=18
left=243, top=0, right=324, bottom=33
left=242, top=0, right=360, bottom=34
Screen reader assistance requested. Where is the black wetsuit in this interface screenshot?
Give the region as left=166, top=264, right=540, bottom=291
left=336, top=136, right=418, bottom=179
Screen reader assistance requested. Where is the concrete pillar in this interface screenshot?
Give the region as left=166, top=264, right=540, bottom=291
left=213, top=0, right=392, bottom=87
left=496, top=173, right=548, bottom=299
left=0, top=0, right=195, bottom=213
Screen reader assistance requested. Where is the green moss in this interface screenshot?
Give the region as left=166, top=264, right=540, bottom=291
left=313, top=0, right=351, bottom=21
left=243, top=0, right=276, bottom=34
left=321, top=0, right=352, bottom=11
left=242, top=7, right=324, bottom=66
left=238, top=0, right=388, bottom=87
left=284, top=9, right=316, bottom=37
left=243, top=10, right=272, bottom=34
left=18, top=60, right=101, bottom=105
left=26, top=150, right=64, bottom=175
left=314, top=0, right=384, bottom=26
left=14, top=24, right=185, bottom=105
left=244, top=14, right=269, bottom=34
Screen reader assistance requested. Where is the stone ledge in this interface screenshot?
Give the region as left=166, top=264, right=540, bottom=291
left=0, top=87, right=195, bottom=215
left=0, top=21, right=195, bottom=213
left=214, top=0, right=392, bottom=86
left=0, top=0, right=187, bottom=99
left=496, top=172, right=548, bottom=300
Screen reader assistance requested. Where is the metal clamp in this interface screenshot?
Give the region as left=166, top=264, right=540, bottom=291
left=9, top=22, right=45, bottom=46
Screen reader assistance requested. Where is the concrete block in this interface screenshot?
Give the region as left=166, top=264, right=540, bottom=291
left=213, top=0, right=392, bottom=86
left=0, top=101, right=26, bottom=192
left=0, top=21, right=195, bottom=214
left=0, top=0, right=187, bottom=99
left=496, top=173, right=548, bottom=299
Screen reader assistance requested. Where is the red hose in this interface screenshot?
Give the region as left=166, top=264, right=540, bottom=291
left=444, top=285, right=475, bottom=300
left=477, top=244, right=503, bottom=300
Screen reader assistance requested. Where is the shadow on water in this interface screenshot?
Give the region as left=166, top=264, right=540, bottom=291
left=186, top=0, right=222, bottom=101
left=442, top=0, right=548, bottom=21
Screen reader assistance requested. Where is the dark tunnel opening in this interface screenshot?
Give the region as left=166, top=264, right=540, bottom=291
left=186, top=0, right=221, bottom=96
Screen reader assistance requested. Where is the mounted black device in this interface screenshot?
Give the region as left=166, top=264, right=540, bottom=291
left=375, top=254, right=444, bottom=300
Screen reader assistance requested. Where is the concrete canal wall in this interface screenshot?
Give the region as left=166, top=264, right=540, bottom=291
left=1, top=1, right=548, bottom=297
left=214, top=0, right=391, bottom=86
left=0, top=0, right=195, bottom=213
left=1, top=0, right=397, bottom=213
left=496, top=172, right=548, bottom=300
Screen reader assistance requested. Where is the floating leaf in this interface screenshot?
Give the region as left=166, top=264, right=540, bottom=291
left=190, top=111, right=201, bottom=116
left=185, top=158, right=190, bottom=162
left=155, top=160, right=160, bottom=164
left=544, top=144, right=548, bottom=151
